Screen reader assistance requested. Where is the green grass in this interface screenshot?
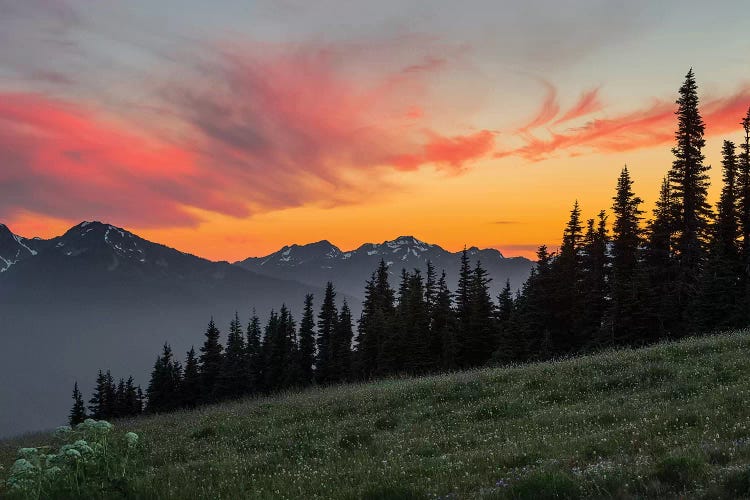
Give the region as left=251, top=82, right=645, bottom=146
left=4, top=330, right=750, bottom=498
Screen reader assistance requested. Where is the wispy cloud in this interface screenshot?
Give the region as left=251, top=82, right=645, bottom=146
left=0, top=39, right=495, bottom=227
left=498, top=83, right=750, bottom=161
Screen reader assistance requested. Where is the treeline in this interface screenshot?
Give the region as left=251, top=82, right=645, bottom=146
left=69, top=373, right=143, bottom=425
left=505, top=69, right=750, bottom=361
left=69, top=69, right=750, bottom=420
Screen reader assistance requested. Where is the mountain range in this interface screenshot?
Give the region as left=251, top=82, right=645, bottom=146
left=236, top=235, right=532, bottom=300
left=0, top=222, right=533, bottom=437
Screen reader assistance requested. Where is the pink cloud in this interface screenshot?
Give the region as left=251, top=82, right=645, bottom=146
left=498, top=85, right=750, bottom=161
left=0, top=41, right=492, bottom=227
left=552, top=87, right=603, bottom=125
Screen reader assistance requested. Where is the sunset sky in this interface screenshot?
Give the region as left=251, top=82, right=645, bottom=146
left=1, top=0, right=749, bottom=260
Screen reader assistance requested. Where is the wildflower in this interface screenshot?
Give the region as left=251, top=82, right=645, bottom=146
left=125, top=432, right=139, bottom=447
left=44, top=466, right=62, bottom=477
left=94, top=420, right=113, bottom=432
left=65, top=448, right=81, bottom=459
left=10, top=458, right=36, bottom=475
left=17, top=448, right=38, bottom=459
left=53, top=425, right=72, bottom=438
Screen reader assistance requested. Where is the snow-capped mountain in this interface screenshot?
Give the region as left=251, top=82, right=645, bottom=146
left=0, top=221, right=333, bottom=438
left=0, top=223, right=42, bottom=272
left=236, top=235, right=533, bottom=300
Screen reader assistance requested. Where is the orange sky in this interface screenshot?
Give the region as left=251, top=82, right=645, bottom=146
left=2, top=2, right=750, bottom=260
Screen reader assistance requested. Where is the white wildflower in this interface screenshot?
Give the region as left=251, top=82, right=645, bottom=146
left=125, top=432, right=139, bottom=447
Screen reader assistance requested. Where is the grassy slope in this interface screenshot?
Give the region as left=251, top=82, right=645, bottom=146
left=3, top=330, right=750, bottom=499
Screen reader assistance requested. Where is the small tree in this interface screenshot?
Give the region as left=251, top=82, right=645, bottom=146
left=69, top=381, right=87, bottom=426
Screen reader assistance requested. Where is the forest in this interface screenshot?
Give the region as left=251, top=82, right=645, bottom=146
left=71, top=70, right=750, bottom=423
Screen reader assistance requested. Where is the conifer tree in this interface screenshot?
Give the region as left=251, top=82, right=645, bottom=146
left=398, top=270, right=432, bottom=374
left=493, top=279, right=516, bottom=363
left=432, top=270, right=455, bottom=369
left=695, top=140, right=742, bottom=330
left=455, top=248, right=472, bottom=367
left=579, top=211, right=609, bottom=347
left=218, top=312, right=246, bottom=399
left=246, top=311, right=263, bottom=393
left=552, top=201, right=585, bottom=353
left=198, top=318, right=223, bottom=403
left=355, top=262, right=397, bottom=378
left=279, top=305, right=302, bottom=389
left=146, top=343, right=182, bottom=413
left=333, top=300, right=354, bottom=381
left=181, top=347, right=201, bottom=408
left=644, top=176, right=679, bottom=340
left=298, top=294, right=316, bottom=386
left=315, top=282, right=338, bottom=384
left=465, top=261, right=496, bottom=366
left=513, top=246, right=556, bottom=360
left=114, top=377, right=127, bottom=418
left=668, top=69, right=711, bottom=325
left=607, top=166, right=645, bottom=344
left=424, top=260, right=438, bottom=316
left=739, top=108, right=750, bottom=323
left=261, top=310, right=282, bottom=392
left=125, top=376, right=141, bottom=416
left=88, top=370, right=109, bottom=419
left=69, top=382, right=87, bottom=426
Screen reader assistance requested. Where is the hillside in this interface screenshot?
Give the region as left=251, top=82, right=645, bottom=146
left=4, top=330, right=750, bottom=498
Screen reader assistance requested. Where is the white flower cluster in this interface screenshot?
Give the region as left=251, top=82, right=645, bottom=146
left=2, top=419, right=140, bottom=496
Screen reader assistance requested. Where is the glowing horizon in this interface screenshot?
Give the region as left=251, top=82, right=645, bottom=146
left=2, top=1, right=749, bottom=261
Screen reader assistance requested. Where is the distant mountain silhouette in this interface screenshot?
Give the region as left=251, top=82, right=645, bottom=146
left=236, top=235, right=533, bottom=300
left=0, top=223, right=532, bottom=437
left=0, top=221, right=330, bottom=437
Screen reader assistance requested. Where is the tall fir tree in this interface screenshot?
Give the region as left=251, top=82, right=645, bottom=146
left=668, top=69, right=711, bottom=328
left=493, top=279, right=516, bottom=363
left=552, top=201, right=585, bottom=353
left=279, top=305, right=302, bottom=389
left=246, top=311, right=263, bottom=393
left=645, top=176, right=679, bottom=339
left=261, top=310, right=282, bottom=393
left=465, top=261, right=496, bottom=366
left=217, top=312, right=246, bottom=399
left=114, top=378, right=127, bottom=418
left=607, top=166, right=645, bottom=345
left=432, top=270, right=455, bottom=369
left=315, top=282, right=338, bottom=384
left=145, top=343, right=182, bottom=413
left=695, top=140, right=742, bottom=330
left=739, top=108, right=750, bottom=324
left=332, top=300, right=354, bottom=381
left=397, top=270, right=431, bottom=374
left=513, top=246, right=556, bottom=360
left=298, top=294, right=316, bottom=386
left=198, top=318, right=223, bottom=403
left=355, top=261, right=396, bottom=379
left=69, top=381, right=87, bottom=426
left=455, top=248, right=472, bottom=367
left=124, top=376, right=141, bottom=416
left=579, top=211, right=609, bottom=347
left=88, top=370, right=111, bottom=419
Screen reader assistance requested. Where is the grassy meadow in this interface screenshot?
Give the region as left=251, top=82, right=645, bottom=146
left=3, top=330, right=750, bottom=498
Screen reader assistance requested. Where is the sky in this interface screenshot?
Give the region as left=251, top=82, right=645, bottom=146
left=1, top=0, right=749, bottom=260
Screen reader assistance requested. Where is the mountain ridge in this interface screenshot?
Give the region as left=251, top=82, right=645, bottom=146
left=236, top=234, right=533, bottom=300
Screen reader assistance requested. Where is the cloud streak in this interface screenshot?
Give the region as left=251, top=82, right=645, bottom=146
left=0, top=41, right=495, bottom=227
left=498, top=84, right=750, bottom=161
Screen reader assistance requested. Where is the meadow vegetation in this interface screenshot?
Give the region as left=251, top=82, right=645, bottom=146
left=3, top=329, right=750, bottom=498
